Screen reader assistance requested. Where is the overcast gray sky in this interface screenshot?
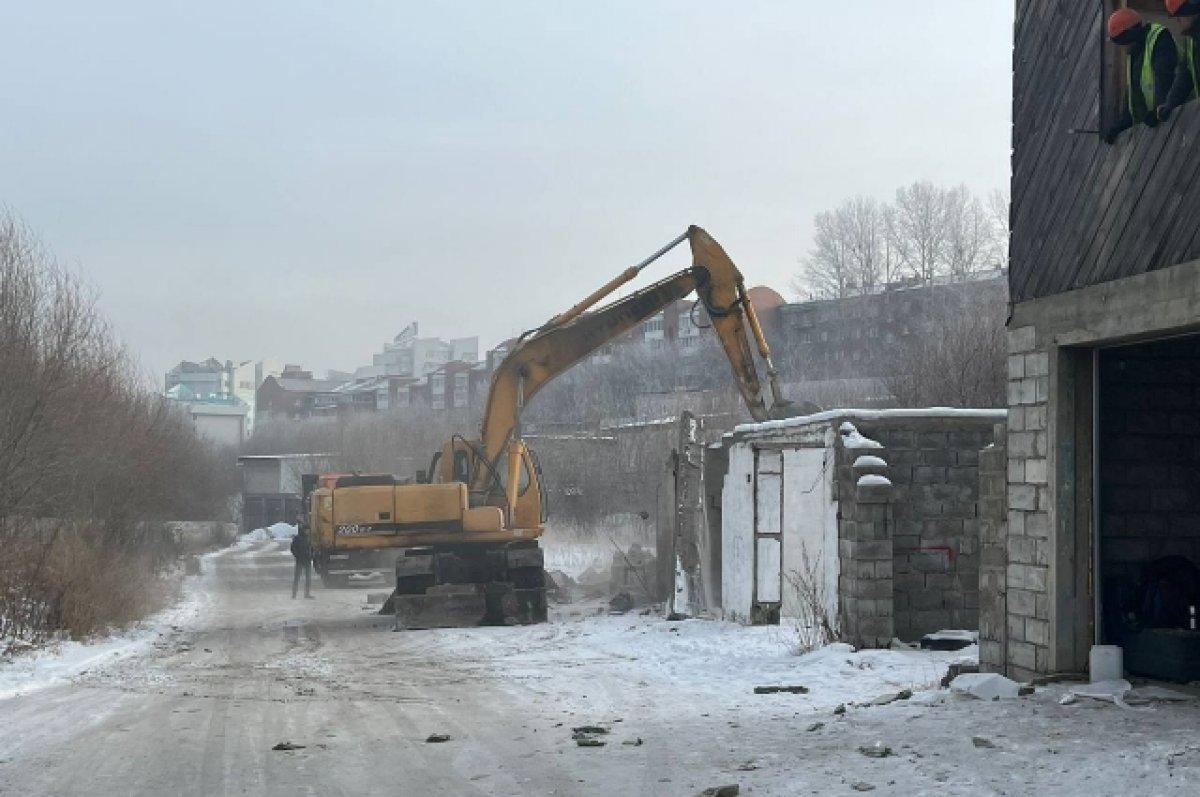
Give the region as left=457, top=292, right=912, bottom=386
left=0, top=2, right=1013, bottom=382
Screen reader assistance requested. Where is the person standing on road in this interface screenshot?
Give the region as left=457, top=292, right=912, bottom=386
left=291, top=528, right=314, bottom=599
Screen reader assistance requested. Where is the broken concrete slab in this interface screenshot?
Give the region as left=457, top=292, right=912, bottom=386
left=949, top=672, right=1021, bottom=700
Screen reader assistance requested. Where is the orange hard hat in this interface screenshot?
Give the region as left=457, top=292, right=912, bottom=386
left=1167, top=0, right=1200, bottom=16
left=1108, top=8, right=1143, bottom=39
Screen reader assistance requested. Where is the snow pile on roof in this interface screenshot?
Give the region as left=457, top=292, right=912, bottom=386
left=840, top=422, right=882, bottom=450
left=733, top=407, right=1007, bottom=436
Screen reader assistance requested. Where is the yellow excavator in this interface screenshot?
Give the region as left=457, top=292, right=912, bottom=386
left=307, top=226, right=792, bottom=628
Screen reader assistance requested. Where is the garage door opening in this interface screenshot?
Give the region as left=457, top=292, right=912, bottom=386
left=1099, top=335, right=1200, bottom=682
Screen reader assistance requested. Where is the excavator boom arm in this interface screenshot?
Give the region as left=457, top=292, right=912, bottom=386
left=477, top=226, right=789, bottom=469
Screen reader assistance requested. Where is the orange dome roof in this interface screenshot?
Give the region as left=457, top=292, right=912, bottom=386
left=746, top=285, right=784, bottom=310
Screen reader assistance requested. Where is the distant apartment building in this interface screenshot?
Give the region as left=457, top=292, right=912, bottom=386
left=165, top=358, right=232, bottom=397
left=255, top=365, right=346, bottom=421
left=361, top=322, right=479, bottom=379
left=777, top=271, right=1008, bottom=381
left=232, top=358, right=283, bottom=436
left=168, top=357, right=284, bottom=439
left=163, top=386, right=249, bottom=447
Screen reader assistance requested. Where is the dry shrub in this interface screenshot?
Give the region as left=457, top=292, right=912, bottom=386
left=0, top=523, right=178, bottom=645
left=0, top=211, right=228, bottom=647
left=785, top=545, right=840, bottom=655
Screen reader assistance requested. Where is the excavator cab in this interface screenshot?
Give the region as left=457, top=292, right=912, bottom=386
left=434, top=437, right=544, bottom=528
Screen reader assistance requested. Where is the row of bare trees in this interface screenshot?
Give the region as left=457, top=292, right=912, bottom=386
left=0, top=212, right=236, bottom=644
left=795, top=182, right=1009, bottom=300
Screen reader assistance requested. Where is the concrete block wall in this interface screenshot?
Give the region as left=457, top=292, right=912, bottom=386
left=851, top=418, right=998, bottom=641
left=978, top=423, right=1008, bottom=673
left=721, top=410, right=1004, bottom=648
left=1002, top=325, right=1053, bottom=681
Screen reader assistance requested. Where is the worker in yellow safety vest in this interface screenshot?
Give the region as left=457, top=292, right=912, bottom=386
left=1160, top=0, right=1200, bottom=120
left=1104, top=8, right=1178, bottom=142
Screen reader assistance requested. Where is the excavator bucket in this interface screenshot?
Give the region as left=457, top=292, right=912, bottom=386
left=388, top=585, right=489, bottom=630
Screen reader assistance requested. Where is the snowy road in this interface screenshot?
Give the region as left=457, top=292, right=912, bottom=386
left=2, top=539, right=1200, bottom=796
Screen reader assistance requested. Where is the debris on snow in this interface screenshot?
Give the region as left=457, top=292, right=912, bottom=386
left=920, top=630, right=978, bottom=651
left=850, top=782, right=876, bottom=792
left=697, top=786, right=739, bottom=797
left=572, top=725, right=609, bottom=735
left=609, top=592, right=634, bottom=613
left=940, top=661, right=980, bottom=687
left=271, top=742, right=305, bottom=751
left=864, top=689, right=913, bottom=707
left=753, top=684, right=808, bottom=695
left=572, top=725, right=609, bottom=747
left=971, top=736, right=997, bottom=749
left=949, top=672, right=1021, bottom=701
left=806, top=722, right=825, bottom=732
left=425, top=733, right=452, bottom=743
left=858, top=742, right=894, bottom=758
left=1061, top=679, right=1145, bottom=710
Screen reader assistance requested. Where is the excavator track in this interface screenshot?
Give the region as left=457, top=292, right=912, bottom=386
left=382, top=541, right=548, bottom=630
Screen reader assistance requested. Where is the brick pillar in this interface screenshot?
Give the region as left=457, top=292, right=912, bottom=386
left=978, top=421, right=1009, bottom=674
left=1006, top=325, right=1052, bottom=679
left=838, top=456, right=894, bottom=649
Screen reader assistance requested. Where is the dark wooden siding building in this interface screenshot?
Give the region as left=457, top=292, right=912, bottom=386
left=1011, top=0, right=1200, bottom=302
left=986, top=1, right=1200, bottom=681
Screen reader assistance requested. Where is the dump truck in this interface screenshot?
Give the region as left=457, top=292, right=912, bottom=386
left=307, top=226, right=793, bottom=628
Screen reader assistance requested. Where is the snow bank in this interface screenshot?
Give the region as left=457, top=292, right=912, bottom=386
left=237, top=522, right=297, bottom=546
left=0, top=559, right=215, bottom=702
left=417, top=615, right=975, bottom=713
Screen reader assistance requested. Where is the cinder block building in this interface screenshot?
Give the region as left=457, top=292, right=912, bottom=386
left=983, top=2, right=1200, bottom=681
left=705, top=410, right=1003, bottom=648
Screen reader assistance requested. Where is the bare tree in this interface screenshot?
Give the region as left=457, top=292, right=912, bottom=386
left=889, top=180, right=949, bottom=285
left=988, top=188, right=1011, bottom=269
left=942, top=185, right=993, bottom=279
left=886, top=286, right=1007, bottom=408
left=795, top=197, right=889, bottom=299
left=0, top=210, right=235, bottom=644
left=796, top=209, right=853, bottom=299
left=842, top=196, right=887, bottom=294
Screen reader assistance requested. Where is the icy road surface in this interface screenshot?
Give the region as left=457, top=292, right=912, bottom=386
left=2, top=538, right=1199, bottom=795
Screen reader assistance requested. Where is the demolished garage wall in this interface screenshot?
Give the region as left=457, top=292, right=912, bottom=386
left=717, top=409, right=1005, bottom=648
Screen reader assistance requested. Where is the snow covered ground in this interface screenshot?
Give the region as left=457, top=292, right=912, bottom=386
left=3, top=535, right=1200, bottom=795
left=0, top=525, right=290, bottom=701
